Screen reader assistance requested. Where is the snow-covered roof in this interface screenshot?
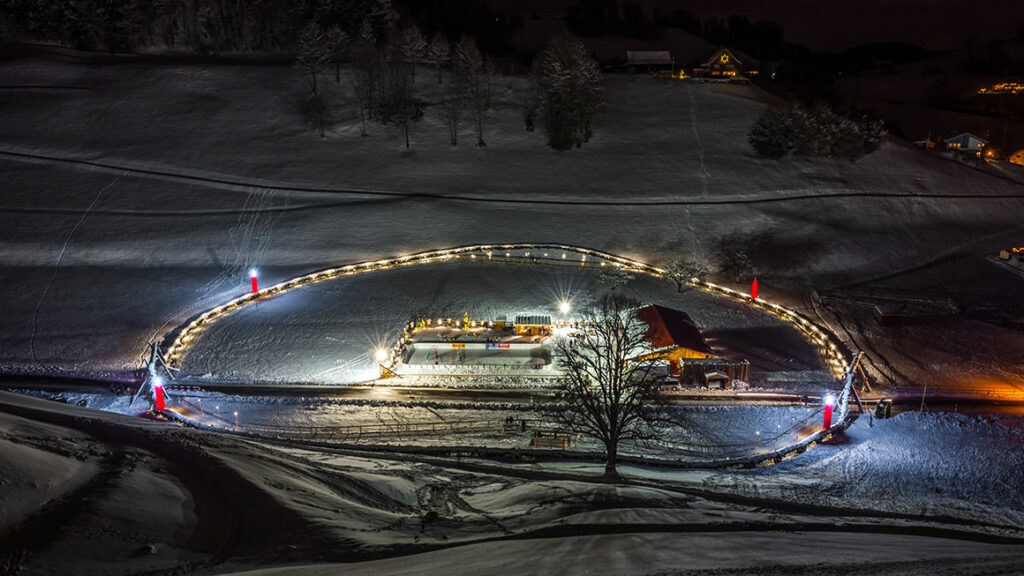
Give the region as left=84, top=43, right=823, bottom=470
left=946, top=133, right=988, bottom=144
left=637, top=305, right=712, bottom=354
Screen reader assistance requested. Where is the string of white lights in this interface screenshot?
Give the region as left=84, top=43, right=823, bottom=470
left=160, top=243, right=850, bottom=380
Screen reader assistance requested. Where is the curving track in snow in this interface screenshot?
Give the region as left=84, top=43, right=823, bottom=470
left=149, top=243, right=862, bottom=469
left=2, top=147, right=1023, bottom=210
left=159, top=243, right=851, bottom=381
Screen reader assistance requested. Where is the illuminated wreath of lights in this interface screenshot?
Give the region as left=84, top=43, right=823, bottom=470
left=160, top=244, right=850, bottom=380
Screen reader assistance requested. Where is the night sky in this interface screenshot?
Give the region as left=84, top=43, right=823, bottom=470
left=497, top=0, right=1024, bottom=50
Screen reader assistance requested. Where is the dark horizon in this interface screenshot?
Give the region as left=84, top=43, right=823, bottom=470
left=491, top=0, right=1024, bottom=51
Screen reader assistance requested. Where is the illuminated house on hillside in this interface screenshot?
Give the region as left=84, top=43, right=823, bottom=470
left=636, top=305, right=749, bottom=387
left=943, top=133, right=988, bottom=157
left=695, top=48, right=757, bottom=78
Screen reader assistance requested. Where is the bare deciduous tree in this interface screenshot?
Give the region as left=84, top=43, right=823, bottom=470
left=664, top=255, right=712, bottom=284
left=454, top=35, right=487, bottom=147
left=398, top=23, right=426, bottom=80
left=597, top=269, right=635, bottom=290
left=324, top=25, right=351, bottom=84
left=554, top=295, right=667, bottom=477
left=384, top=59, right=417, bottom=148
left=351, top=19, right=377, bottom=136
left=381, top=28, right=419, bottom=148
left=300, top=91, right=337, bottom=138
left=425, top=33, right=450, bottom=84
left=295, top=22, right=331, bottom=94
left=443, top=69, right=464, bottom=145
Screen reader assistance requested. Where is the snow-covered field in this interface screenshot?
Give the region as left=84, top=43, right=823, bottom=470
left=2, top=50, right=1024, bottom=573
left=0, top=54, right=1021, bottom=393
left=176, top=261, right=825, bottom=386
left=9, top=386, right=825, bottom=462
left=702, top=411, right=1024, bottom=530
left=2, top=390, right=1023, bottom=575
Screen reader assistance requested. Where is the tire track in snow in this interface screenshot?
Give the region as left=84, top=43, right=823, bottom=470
left=680, top=84, right=710, bottom=261
left=200, top=186, right=281, bottom=297
left=144, top=187, right=283, bottom=355
left=2, top=148, right=1022, bottom=209
left=0, top=450, right=129, bottom=571
left=28, top=171, right=125, bottom=364
left=260, top=436, right=1024, bottom=542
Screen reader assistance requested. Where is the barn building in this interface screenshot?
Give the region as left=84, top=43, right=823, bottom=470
left=636, top=304, right=750, bottom=386
left=626, top=50, right=674, bottom=72
left=636, top=305, right=714, bottom=365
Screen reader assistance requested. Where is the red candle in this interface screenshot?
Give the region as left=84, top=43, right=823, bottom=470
left=823, top=393, right=835, bottom=430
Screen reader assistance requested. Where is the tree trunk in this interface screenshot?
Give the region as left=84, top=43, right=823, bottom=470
left=335, top=61, right=340, bottom=83
left=404, top=124, right=410, bottom=149
left=604, top=441, right=618, bottom=477
left=311, top=70, right=318, bottom=94
left=437, top=65, right=443, bottom=84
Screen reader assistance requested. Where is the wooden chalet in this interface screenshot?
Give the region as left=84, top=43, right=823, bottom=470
left=636, top=304, right=750, bottom=386
left=694, top=48, right=757, bottom=78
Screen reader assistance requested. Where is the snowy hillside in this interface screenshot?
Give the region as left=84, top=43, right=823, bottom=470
left=1, top=39, right=1023, bottom=576
left=0, top=53, right=1021, bottom=390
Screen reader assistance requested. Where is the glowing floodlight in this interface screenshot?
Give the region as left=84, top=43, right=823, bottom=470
left=375, top=348, right=389, bottom=363
left=559, top=301, right=571, bottom=315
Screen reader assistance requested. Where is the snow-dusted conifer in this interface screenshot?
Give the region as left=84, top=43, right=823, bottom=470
left=534, top=35, right=604, bottom=149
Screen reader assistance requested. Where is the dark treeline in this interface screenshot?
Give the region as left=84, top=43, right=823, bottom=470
left=402, top=0, right=521, bottom=57
left=566, top=1, right=786, bottom=61
left=0, top=0, right=522, bottom=56
left=0, top=0, right=391, bottom=53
